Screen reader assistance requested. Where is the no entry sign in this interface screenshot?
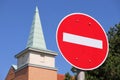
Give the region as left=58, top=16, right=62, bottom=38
left=56, top=13, right=109, bottom=70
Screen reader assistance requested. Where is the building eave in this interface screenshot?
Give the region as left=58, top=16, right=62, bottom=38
left=15, top=47, right=58, bottom=58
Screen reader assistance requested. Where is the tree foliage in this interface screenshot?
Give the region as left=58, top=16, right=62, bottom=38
left=71, top=23, right=120, bottom=80
left=64, top=72, right=75, bottom=80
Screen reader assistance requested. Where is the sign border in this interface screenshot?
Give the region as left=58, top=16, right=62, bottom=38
left=56, top=13, right=109, bottom=70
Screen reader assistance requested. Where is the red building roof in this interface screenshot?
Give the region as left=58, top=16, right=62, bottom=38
left=57, top=74, right=65, bottom=80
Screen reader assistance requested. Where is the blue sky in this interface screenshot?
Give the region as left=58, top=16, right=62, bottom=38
left=0, top=0, right=120, bottom=79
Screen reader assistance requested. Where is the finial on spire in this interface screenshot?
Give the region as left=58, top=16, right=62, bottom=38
left=26, top=6, right=47, bottom=50
left=35, top=6, right=39, bottom=12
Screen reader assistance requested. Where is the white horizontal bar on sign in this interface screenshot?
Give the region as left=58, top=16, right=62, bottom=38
left=63, top=32, right=103, bottom=49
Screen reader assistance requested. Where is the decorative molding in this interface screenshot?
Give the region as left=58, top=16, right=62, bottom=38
left=16, top=63, right=57, bottom=72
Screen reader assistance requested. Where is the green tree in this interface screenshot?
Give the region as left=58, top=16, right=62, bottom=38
left=64, top=72, right=72, bottom=80
left=64, top=72, right=75, bottom=80
left=71, top=23, right=120, bottom=80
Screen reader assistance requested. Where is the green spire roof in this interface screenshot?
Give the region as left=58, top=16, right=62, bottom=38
left=26, top=6, right=47, bottom=50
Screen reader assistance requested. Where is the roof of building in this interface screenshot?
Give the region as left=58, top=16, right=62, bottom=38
left=26, top=6, right=47, bottom=50
left=15, top=47, right=58, bottom=58
left=57, top=74, right=65, bottom=80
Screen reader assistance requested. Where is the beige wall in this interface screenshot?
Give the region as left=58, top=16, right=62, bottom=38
left=29, top=52, right=55, bottom=68
left=17, top=51, right=55, bottom=68
left=17, top=53, right=29, bottom=68
left=28, top=66, right=57, bottom=80
left=6, top=66, right=58, bottom=80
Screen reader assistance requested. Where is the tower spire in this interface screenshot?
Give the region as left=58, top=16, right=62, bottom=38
left=26, top=6, right=47, bottom=50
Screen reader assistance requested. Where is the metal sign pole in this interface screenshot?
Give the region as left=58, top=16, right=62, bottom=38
left=77, top=70, right=85, bottom=80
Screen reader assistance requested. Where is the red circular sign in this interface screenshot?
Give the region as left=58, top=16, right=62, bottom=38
left=56, top=13, right=109, bottom=70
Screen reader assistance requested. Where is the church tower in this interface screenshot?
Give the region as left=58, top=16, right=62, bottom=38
left=14, top=6, right=57, bottom=80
